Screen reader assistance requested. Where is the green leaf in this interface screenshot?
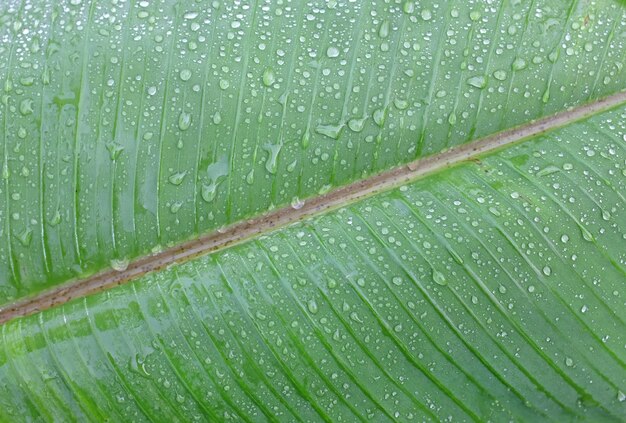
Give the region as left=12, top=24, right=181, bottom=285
left=1, top=0, right=626, bottom=421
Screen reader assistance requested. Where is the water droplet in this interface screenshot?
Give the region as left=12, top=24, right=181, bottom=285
left=168, top=171, right=187, bottom=186
left=432, top=269, right=447, bottom=286
left=110, top=258, right=130, bottom=272
left=170, top=201, right=183, bottom=213
left=307, top=299, right=318, bottom=314
left=245, top=169, right=254, bottom=185
left=402, top=1, right=415, bottom=14
left=17, top=228, right=32, bottom=246
left=469, top=11, right=481, bottom=21
left=178, top=111, right=192, bottom=130
left=315, top=123, right=343, bottom=140
left=542, top=265, right=552, bottom=276
left=219, top=79, right=230, bottom=90
left=536, top=165, right=560, bottom=177
left=301, top=130, right=310, bottom=148
left=19, top=98, right=33, bottom=115
left=201, top=156, right=229, bottom=202
left=392, top=276, right=402, bottom=286
left=262, top=68, right=275, bottom=87
left=511, top=58, right=527, bottom=71
left=580, top=225, right=594, bottom=242
left=542, top=86, right=550, bottom=104
left=264, top=143, right=282, bottom=174
left=212, top=111, right=222, bottom=125
left=347, top=117, right=366, bottom=132
left=448, top=112, right=457, bottom=125
left=106, top=142, right=124, bottom=161
left=561, top=234, right=569, bottom=243
left=378, top=20, right=390, bottom=38
left=393, top=98, right=409, bottom=110
left=420, top=9, right=432, bottom=21
left=179, top=69, right=192, bottom=81
left=373, top=107, right=387, bottom=127
left=326, top=46, right=339, bottom=58
left=49, top=210, right=61, bottom=226
left=565, top=357, right=573, bottom=367
left=291, top=197, right=304, bottom=210
left=492, top=70, right=508, bottom=81
left=467, top=76, right=487, bottom=89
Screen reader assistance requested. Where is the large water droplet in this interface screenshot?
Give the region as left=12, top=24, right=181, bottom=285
left=111, top=258, right=130, bottom=272
left=168, top=171, right=187, bottom=186
left=432, top=269, right=447, bottom=286
left=326, top=46, right=339, bottom=58
left=178, top=111, right=192, bottom=130
left=315, top=123, right=343, bottom=140
left=264, top=143, right=283, bottom=174
left=262, top=67, right=275, bottom=87
left=201, top=156, right=229, bottom=202
left=179, top=69, right=192, bottom=81
left=467, top=75, right=487, bottom=89
left=348, top=117, right=366, bottom=132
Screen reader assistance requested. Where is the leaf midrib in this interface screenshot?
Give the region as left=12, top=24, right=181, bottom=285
left=2, top=89, right=625, bottom=324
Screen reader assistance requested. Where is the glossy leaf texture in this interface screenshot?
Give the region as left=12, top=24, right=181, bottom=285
left=1, top=103, right=625, bottom=421
left=2, top=0, right=626, bottom=303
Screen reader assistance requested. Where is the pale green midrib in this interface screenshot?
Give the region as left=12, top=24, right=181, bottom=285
left=1, top=89, right=625, bottom=325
